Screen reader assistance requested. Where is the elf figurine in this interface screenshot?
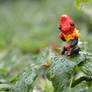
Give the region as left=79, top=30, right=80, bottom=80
left=58, top=14, right=80, bottom=56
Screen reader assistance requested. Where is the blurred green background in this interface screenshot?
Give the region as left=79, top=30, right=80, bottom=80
left=0, top=0, right=92, bottom=91
left=0, top=0, right=91, bottom=53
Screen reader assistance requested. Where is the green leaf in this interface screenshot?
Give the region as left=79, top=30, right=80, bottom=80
left=63, top=80, right=92, bottom=92
left=80, top=57, right=92, bottom=76
left=71, top=76, right=92, bottom=87
left=11, top=64, right=40, bottom=92
left=63, top=88, right=87, bottom=92
left=11, top=48, right=51, bottom=92
left=0, top=84, right=11, bottom=91
left=46, top=52, right=86, bottom=92
left=0, top=68, right=8, bottom=72
left=57, top=48, right=61, bottom=54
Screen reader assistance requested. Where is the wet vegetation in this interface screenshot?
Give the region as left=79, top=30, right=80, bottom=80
left=0, top=0, right=92, bottom=92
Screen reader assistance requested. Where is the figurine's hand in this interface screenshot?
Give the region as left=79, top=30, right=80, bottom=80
left=59, top=33, right=66, bottom=41
left=65, top=44, right=71, bottom=49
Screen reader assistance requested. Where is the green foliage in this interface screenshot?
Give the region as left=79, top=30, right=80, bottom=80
left=46, top=52, right=86, bottom=92
left=10, top=48, right=51, bottom=92
left=80, top=56, right=92, bottom=76
left=9, top=48, right=92, bottom=92
left=11, top=64, right=40, bottom=92
left=63, top=88, right=87, bottom=92
left=0, top=0, right=92, bottom=92
left=0, top=84, right=11, bottom=91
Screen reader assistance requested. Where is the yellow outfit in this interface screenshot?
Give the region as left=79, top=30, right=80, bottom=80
left=63, top=28, right=80, bottom=42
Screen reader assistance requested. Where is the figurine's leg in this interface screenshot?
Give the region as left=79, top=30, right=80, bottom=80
left=67, top=47, right=80, bottom=56
left=60, top=46, right=67, bottom=55
left=65, top=37, right=78, bottom=50
left=61, top=37, right=79, bottom=55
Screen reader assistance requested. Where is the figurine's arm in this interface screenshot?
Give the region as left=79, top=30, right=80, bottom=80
left=65, top=37, right=78, bottom=50
left=59, top=33, right=66, bottom=41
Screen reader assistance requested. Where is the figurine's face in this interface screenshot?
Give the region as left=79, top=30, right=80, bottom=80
left=59, top=15, right=75, bottom=35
